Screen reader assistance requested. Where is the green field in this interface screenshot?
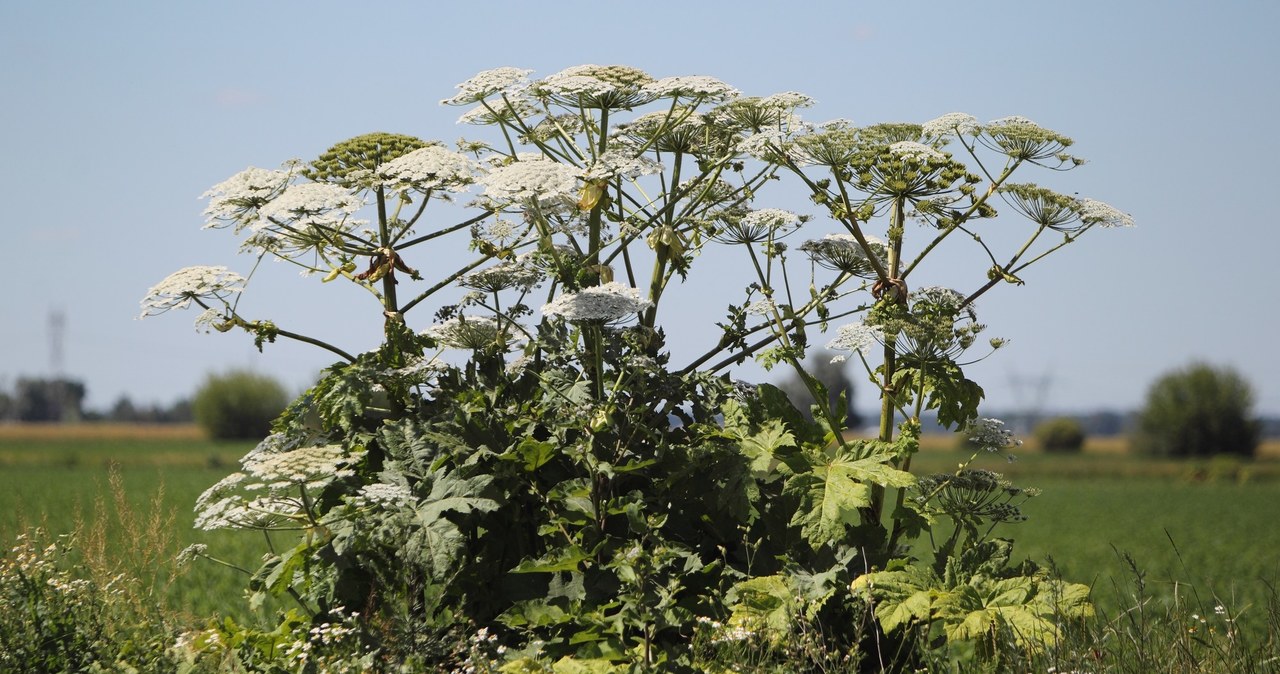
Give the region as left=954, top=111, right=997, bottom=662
left=2, top=425, right=1279, bottom=636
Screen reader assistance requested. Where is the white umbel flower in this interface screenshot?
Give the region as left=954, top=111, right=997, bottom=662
left=826, top=321, right=883, bottom=362
left=1077, top=198, right=1134, bottom=228
left=139, top=266, right=246, bottom=318
left=541, top=282, right=653, bottom=323
left=888, top=141, right=947, bottom=163
left=257, top=183, right=365, bottom=232
left=201, top=164, right=295, bottom=230
left=922, top=112, right=980, bottom=138
left=642, top=75, right=740, bottom=102
left=480, top=155, right=580, bottom=209
left=377, top=145, right=476, bottom=194
left=442, top=67, right=534, bottom=106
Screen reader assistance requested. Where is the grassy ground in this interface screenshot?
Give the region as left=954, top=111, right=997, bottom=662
left=3, top=423, right=1279, bottom=645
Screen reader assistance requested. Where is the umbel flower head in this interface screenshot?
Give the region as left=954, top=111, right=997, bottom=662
left=979, top=116, right=1080, bottom=166
left=826, top=321, right=884, bottom=363
left=799, top=233, right=887, bottom=278
left=139, top=265, right=246, bottom=319
left=193, top=436, right=365, bottom=530
left=531, top=64, right=657, bottom=110
left=376, top=144, right=476, bottom=195
left=541, top=282, right=653, bottom=323
left=479, top=154, right=581, bottom=210
left=201, top=163, right=296, bottom=232
left=304, top=132, right=432, bottom=189
left=442, top=67, right=534, bottom=106
left=1000, top=184, right=1135, bottom=232
left=913, top=469, right=1037, bottom=524
left=711, top=208, right=807, bottom=245
left=422, top=315, right=504, bottom=350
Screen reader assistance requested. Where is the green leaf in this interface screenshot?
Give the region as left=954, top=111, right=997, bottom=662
left=726, top=575, right=796, bottom=636
left=738, top=418, right=799, bottom=475
left=513, top=546, right=592, bottom=574
left=516, top=436, right=557, bottom=472
left=785, top=450, right=914, bottom=548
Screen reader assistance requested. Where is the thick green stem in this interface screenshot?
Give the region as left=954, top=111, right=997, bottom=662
left=870, top=196, right=907, bottom=526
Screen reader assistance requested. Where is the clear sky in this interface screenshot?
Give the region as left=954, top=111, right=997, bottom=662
left=2, top=1, right=1278, bottom=419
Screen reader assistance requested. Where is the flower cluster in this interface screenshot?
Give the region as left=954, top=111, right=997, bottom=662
left=423, top=315, right=504, bottom=350
left=921, top=112, right=980, bottom=139
left=479, top=155, right=581, bottom=210
left=139, top=265, right=245, bottom=319
left=256, top=182, right=366, bottom=234
left=826, top=321, right=883, bottom=362
left=964, top=418, right=1021, bottom=452
left=541, top=282, right=652, bottom=323
left=201, top=164, right=295, bottom=231
left=193, top=438, right=364, bottom=530
left=799, top=233, right=886, bottom=277
left=376, top=145, right=476, bottom=194
left=441, top=67, right=533, bottom=106
left=532, top=64, right=657, bottom=109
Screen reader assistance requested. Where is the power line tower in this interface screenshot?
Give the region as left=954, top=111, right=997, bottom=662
left=1007, top=370, right=1053, bottom=434
left=49, top=310, right=66, bottom=377
left=48, top=309, right=68, bottom=421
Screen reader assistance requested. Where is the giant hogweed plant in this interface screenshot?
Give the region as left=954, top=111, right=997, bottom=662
left=143, top=65, right=1129, bottom=669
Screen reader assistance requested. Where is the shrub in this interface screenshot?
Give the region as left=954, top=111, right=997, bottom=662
left=191, top=370, right=288, bottom=440
left=1033, top=417, right=1085, bottom=453
left=1132, top=362, right=1260, bottom=458
left=0, top=529, right=181, bottom=673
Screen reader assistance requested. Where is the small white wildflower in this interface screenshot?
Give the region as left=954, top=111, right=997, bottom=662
left=799, top=233, right=887, bottom=278
left=922, top=112, right=980, bottom=138
left=713, top=208, right=805, bottom=245
left=139, top=266, right=246, bottom=318
left=826, top=321, right=883, bottom=356
left=541, top=282, right=653, bottom=323
left=1076, top=198, right=1134, bottom=228
left=442, top=67, right=534, bottom=106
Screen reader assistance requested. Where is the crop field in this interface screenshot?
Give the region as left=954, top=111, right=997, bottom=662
left=2, top=424, right=1279, bottom=635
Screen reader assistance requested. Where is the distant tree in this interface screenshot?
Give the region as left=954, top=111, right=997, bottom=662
left=775, top=351, right=862, bottom=430
left=14, top=377, right=86, bottom=422
left=1033, top=417, right=1086, bottom=453
left=192, top=370, right=289, bottom=440
left=1132, top=362, right=1260, bottom=457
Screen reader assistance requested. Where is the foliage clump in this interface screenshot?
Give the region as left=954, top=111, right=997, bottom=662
left=192, top=370, right=289, bottom=440
left=1034, top=416, right=1086, bottom=453
left=1132, top=362, right=1260, bottom=457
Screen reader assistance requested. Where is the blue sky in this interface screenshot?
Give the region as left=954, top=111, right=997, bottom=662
left=2, top=1, right=1278, bottom=419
